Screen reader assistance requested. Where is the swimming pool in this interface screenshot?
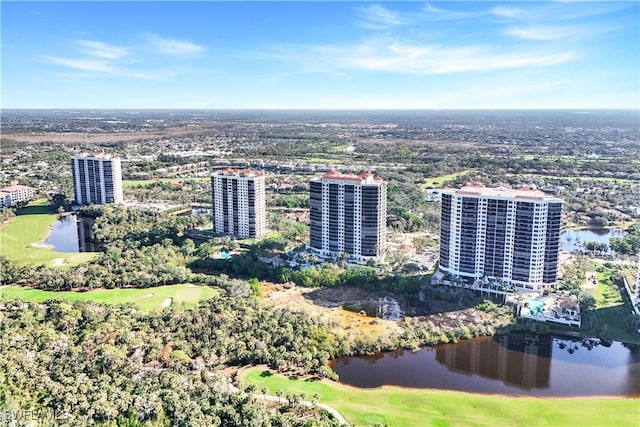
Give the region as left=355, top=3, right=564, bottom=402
left=526, top=298, right=544, bottom=314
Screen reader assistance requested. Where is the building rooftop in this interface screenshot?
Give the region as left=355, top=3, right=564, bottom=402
left=214, top=168, right=264, bottom=177
left=1, top=184, right=33, bottom=192
left=443, top=183, right=562, bottom=202
left=73, top=152, right=120, bottom=160
left=317, top=170, right=385, bottom=184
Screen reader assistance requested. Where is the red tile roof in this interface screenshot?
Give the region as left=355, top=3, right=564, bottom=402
left=1, top=185, right=33, bottom=192
left=321, top=170, right=384, bottom=183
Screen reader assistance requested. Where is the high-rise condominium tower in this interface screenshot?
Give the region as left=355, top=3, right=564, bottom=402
left=211, top=169, right=267, bottom=238
left=309, top=170, right=387, bottom=263
left=71, top=153, right=123, bottom=205
left=439, top=184, right=563, bottom=291
left=635, top=258, right=640, bottom=314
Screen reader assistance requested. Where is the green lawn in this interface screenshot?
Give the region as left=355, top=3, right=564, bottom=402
left=420, top=170, right=472, bottom=188
left=241, top=368, right=639, bottom=427
left=0, top=284, right=218, bottom=311
left=583, top=270, right=640, bottom=344
left=0, top=200, right=95, bottom=266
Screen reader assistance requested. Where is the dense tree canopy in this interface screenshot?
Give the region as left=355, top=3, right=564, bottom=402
left=0, top=297, right=343, bottom=426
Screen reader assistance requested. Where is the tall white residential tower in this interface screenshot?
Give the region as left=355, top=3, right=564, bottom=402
left=211, top=168, right=267, bottom=239
left=309, top=170, right=387, bottom=263
left=634, top=258, right=640, bottom=315
left=71, top=153, right=123, bottom=205
left=438, top=184, right=563, bottom=291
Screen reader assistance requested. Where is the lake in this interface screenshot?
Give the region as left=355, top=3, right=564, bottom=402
left=44, top=215, right=99, bottom=252
left=331, top=334, right=640, bottom=397
left=560, top=228, right=624, bottom=253
left=192, top=207, right=212, bottom=215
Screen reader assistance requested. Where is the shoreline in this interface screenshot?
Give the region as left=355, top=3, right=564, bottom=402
left=241, top=365, right=637, bottom=401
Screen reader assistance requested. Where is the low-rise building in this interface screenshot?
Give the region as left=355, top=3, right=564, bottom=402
left=0, top=192, right=11, bottom=209
left=0, top=182, right=35, bottom=208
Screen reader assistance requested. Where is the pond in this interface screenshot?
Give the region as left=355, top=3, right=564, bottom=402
left=191, top=207, right=212, bottom=215
left=330, top=334, right=640, bottom=397
left=44, top=215, right=99, bottom=252
left=560, top=228, right=623, bottom=253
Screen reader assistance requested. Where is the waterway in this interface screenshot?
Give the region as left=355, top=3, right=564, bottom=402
left=560, top=228, right=623, bottom=253
left=331, top=334, right=640, bottom=397
left=44, top=215, right=99, bottom=252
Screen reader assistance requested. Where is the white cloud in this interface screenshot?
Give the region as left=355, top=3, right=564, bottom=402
left=77, top=40, right=129, bottom=59
left=263, top=37, right=574, bottom=76
left=145, top=34, right=205, bottom=56
left=424, top=3, right=450, bottom=14
left=44, top=56, right=111, bottom=72
left=422, top=2, right=482, bottom=21
left=491, top=6, right=521, bottom=18
left=42, top=34, right=204, bottom=80
left=505, top=25, right=587, bottom=41
left=357, top=4, right=408, bottom=30
left=42, top=55, right=175, bottom=80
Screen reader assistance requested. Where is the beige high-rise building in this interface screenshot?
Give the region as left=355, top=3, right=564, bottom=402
left=309, top=170, right=387, bottom=263
left=439, top=184, right=563, bottom=291
left=71, top=153, right=123, bottom=205
left=635, top=258, right=640, bottom=315
left=211, top=169, right=267, bottom=238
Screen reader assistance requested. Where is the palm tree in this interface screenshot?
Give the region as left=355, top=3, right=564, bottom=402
left=276, top=388, right=283, bottom=404
left=245, top=384, right=257, bottom=395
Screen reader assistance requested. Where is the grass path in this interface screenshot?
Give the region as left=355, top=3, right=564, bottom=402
left=420, top=170, right=472, bottom=188
left=241, top=367, right=639, bottom=427
left=0, top=284, right=218, bottom=311
left=0, top=200, right=95, bottom=266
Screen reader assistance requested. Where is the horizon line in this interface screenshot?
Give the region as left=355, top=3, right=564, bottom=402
left=2, top=107, right=639, bottom=111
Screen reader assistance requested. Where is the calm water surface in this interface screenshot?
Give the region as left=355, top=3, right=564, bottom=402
left=44, top=215, right=98, bottom=252
left=331, top=334, right=640, bottom=397
left=560, top=228, right=623, bottom=253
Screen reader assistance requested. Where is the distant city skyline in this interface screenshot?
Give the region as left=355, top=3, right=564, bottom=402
left=2, top=1, right=638, bottom=110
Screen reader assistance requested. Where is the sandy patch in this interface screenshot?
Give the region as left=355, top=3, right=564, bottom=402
left=31, top=242, right=51, bottom=248
left=51, top=258, right=68, bottom=266
left=160, top=297, right=173, bottom=307
left=261, top=282, right=402, bottom=340
left=146, top=293, right=155, bottom=297
left=584, top=271, right=599, bottom=290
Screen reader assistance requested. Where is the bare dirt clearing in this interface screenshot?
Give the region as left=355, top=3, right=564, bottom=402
left=261, top=283, right=402, bottom=341
left=261, top=282, right=511, bottom=340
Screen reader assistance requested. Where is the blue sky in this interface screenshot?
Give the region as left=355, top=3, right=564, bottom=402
left=2, top=1, right=638, bottom=109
